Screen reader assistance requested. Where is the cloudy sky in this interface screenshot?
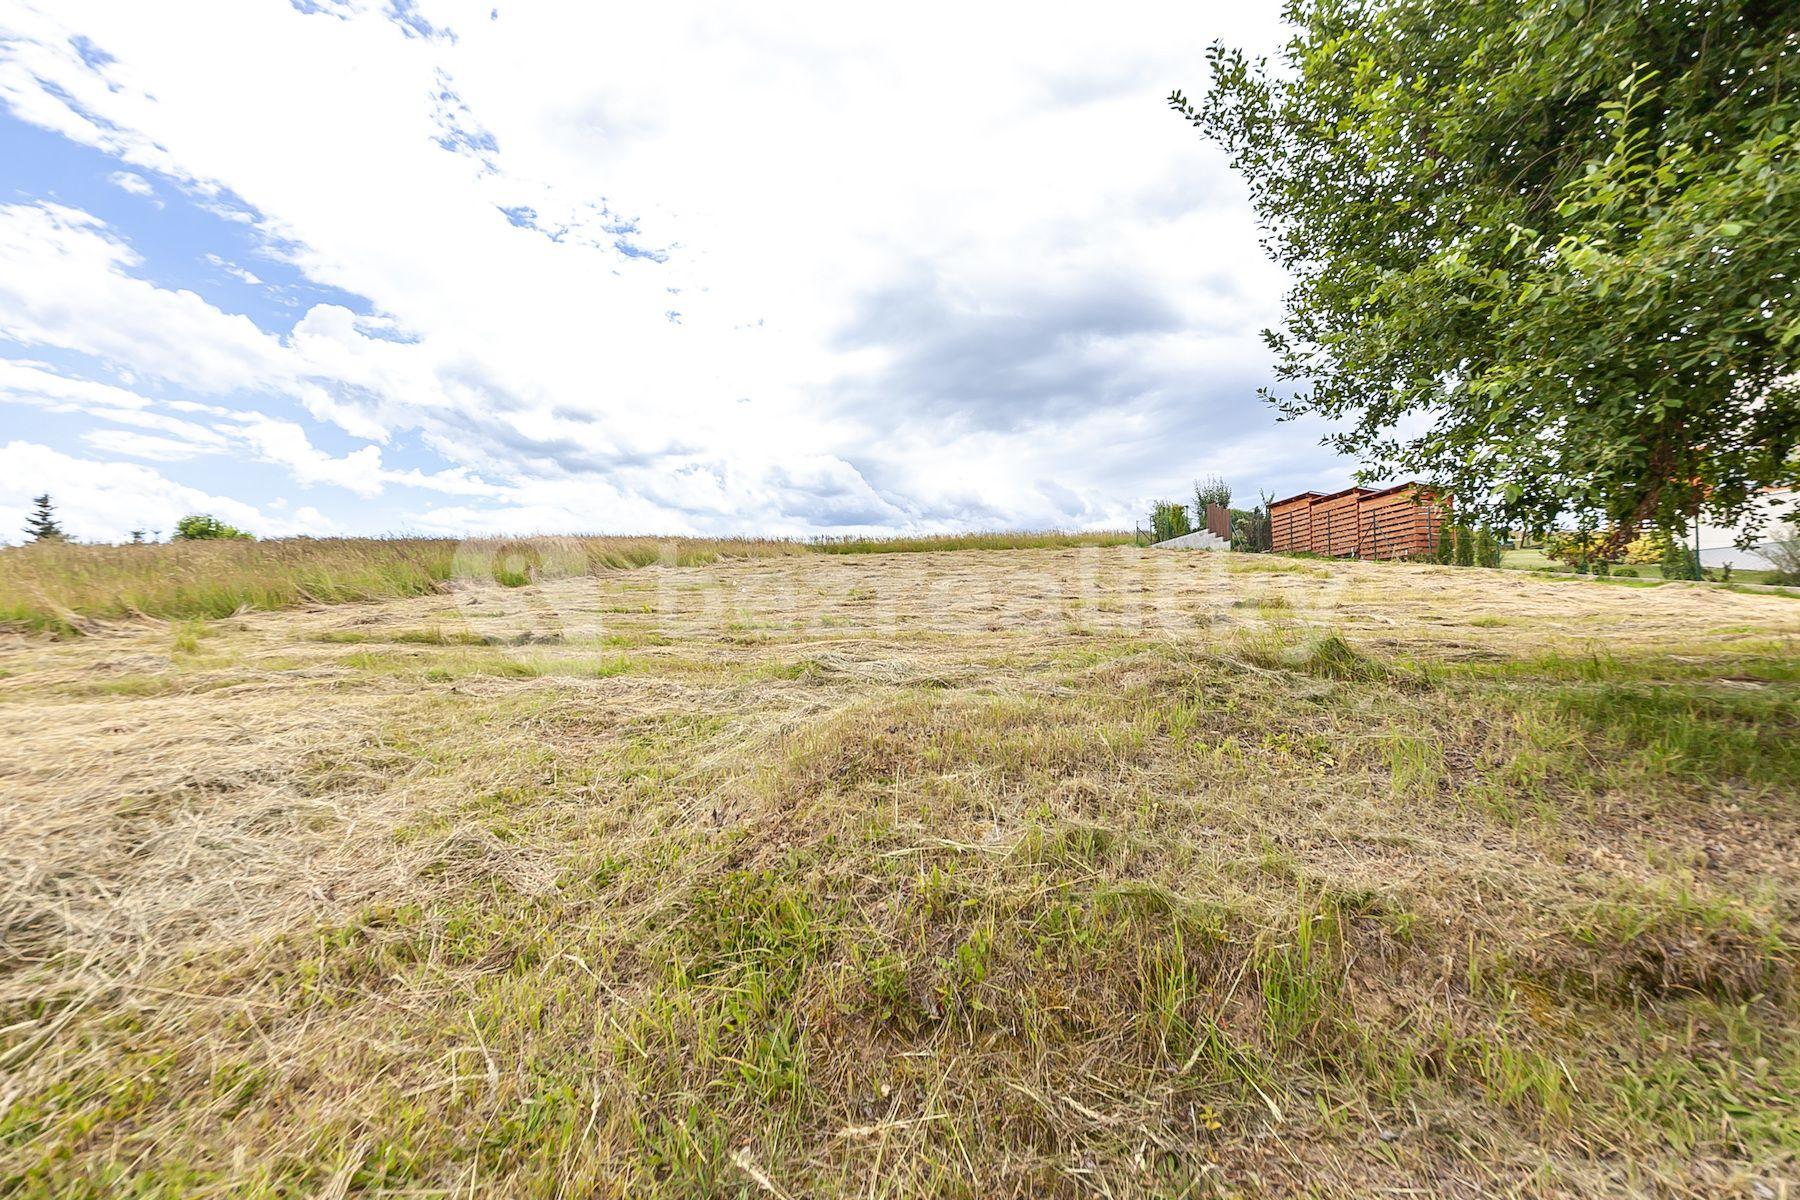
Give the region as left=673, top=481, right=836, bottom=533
left=0, top=0, right=1352, bottom=542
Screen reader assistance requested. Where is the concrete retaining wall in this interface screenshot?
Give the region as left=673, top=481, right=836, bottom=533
left=1151, top=530, right=1229, bottom=550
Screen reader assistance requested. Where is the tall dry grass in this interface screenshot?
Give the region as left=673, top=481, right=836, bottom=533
left=0, top=532, right=1139, bottom=634
left=810, top=530, right=1137, bottom=555
left=0, top=536, right=805, bottom=634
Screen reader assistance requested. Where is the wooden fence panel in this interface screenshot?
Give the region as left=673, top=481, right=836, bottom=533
left=1357, top=485, right=1447, bottom=558
left=1309, top=489, right=1369, bottom=556
left=1269, top=493, right=1318, bottom=552
left=1206, top=503, right=1231, bottom=542
left=1268, top=484, right=1449, bottom=558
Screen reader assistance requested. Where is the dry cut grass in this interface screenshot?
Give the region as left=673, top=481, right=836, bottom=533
left=811, top=530, right=1138, bottom=555
left=1, top=547, right=1797, bottom=1197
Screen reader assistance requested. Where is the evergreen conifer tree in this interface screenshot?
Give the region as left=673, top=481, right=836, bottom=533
left=23, top=494, right=64, bottom=542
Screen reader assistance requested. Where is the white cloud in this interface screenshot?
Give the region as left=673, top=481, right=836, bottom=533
left=81, top=428, right=210, bottom=460
left=86, top=406, right=231, bottom=446
left=0, top=202, right=289, bottom=393
left=0, top=0, right=1323, bottom=535
left=204, top=253, right=263, bottom=285
left=0, top=355, right=505, bottom=497
left=0, top=357, right=155, bottom=410
left=229, top=413, right=386, bottom=496
left=107, top=169, right=157, bottom=200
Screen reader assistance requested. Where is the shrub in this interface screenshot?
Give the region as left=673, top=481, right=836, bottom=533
left=1660, top=538, right=1700, bottom=581
left=1431, top=523, right=1454, bottom=564
left=1230, top=494, right=1275, bottom=553
left=1544, top=529, right=1617, bottom=572
left=1452, top=525, right=1475, bottom=566
left=1149, top=501, right=1193, bottom=544
left=1613, top=566, right=1638, bottom=578
left=1193, top=475, right=1232, bottom=515
left=1474, top=527, right=1502, bottom=568
left=174, top=514, right=254, bottom=542
left=1761, top=536, right=1800, bottom=585
left=1622, top=531, right=1671, bottom=565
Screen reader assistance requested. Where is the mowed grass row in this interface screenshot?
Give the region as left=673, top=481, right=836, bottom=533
left=0, top=532, right=1137, bottom=635
left=810, top=530, right=1139, bottom=555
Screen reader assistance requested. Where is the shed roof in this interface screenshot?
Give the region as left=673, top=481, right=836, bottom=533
left=1360, top=481, right=1439, bottom=501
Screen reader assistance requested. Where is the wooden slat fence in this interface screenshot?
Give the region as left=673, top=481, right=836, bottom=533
left=1266, top=483, right=1450, bottom=559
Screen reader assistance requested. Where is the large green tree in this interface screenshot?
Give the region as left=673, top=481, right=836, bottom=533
left=1174, top=0, right=1799, bottom=544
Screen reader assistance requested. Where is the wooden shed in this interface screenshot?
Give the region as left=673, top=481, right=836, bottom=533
left=1269, top=491, right=1322, bottom=553
left=1357, top=483, right=1449, bottom=559
left=1309, top=487, right=1373, bottom=556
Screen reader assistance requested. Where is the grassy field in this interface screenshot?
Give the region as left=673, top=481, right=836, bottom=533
left=0, top=536, right=809, bottom=636
left=812, top=531, right=1140, bottom=555
left=1500, top=547, right=1787, bottom=586
left=2, top=547, right=1797, bottom=1197
left=0, top=532, right=1138, bottom=636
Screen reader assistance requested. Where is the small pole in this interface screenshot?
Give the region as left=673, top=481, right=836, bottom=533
left=1692, top=506, right=1702, bottom=580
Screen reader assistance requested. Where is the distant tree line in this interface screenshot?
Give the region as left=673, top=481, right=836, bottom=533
left=16, top=495, right=253, bottom=545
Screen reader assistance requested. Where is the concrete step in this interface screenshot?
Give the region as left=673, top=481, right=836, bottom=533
left=1150, top=530, right=1230, bottom=550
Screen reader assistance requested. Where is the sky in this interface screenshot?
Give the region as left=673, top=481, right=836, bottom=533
left=0, top=0, right=1354, bottom=543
